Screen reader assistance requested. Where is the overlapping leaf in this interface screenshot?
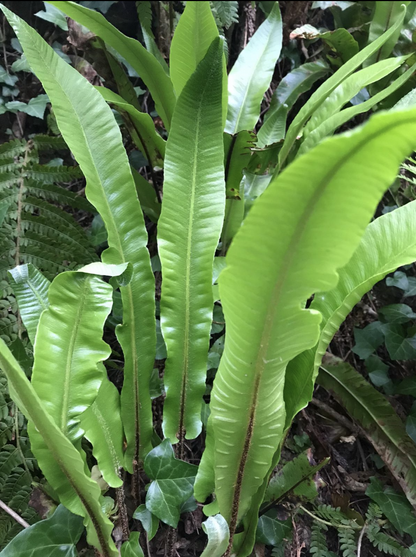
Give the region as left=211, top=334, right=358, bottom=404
left=96, top=86, right=165, bottom=167
left=365, top=1, right=410, bottom=66
left=144, top=440, right=198, bottom=527
left=48, top=1, right=175, bottom=130
left=318, top=357, right=416, bottom=510
left=0, top=505, right=83, bottom=557
left=285, top=200, right=416, bottom=428
left=8, top=264, right=49, bottom=345
left=1, top=6, right=156, bottom=464
left=226, top=2, right=282, bottom=134
left=196, top=108, right=416, bottom=543
left=257, top=60, right=329, bottom=148
left=80, top=374, right=124, bottom=488
left=158, top=39, right=225, bottom=442
left=278, top=6, right=406, bottom=169
left=299, top=62, right=416, bottom=155
left=30, top=272, right=112, bottom=444
left=0, top=340, right=117, bottom=556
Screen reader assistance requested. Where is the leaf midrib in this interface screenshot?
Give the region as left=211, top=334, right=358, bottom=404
left=227, top=117, right=416, bottom=521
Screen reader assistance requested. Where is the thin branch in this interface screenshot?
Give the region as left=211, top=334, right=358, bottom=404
left=0, top=499, right=30, bottom=529
left=357, top=523, right=367, bottom=557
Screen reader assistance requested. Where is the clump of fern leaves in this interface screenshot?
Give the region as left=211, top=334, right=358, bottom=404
left=307, top=503, right=412, bottom=557
left=0, top=135, right=96, bottom=343
left=0, top=368, right=38, bottom=548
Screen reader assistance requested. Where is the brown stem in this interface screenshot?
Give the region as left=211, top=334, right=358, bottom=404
left=115, top=480, right=129, bottom=543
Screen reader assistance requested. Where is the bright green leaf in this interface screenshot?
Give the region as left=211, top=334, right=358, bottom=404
left=158, top=38, right=225, bottom=442
left=8, top=264, right=50, bottom=346
left=226, top=2, right=282, bottom=134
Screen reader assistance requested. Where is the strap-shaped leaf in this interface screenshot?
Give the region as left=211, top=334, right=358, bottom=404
left=8, top=263, right=49, bottom=345
left=200, top=514, right=230, bottom=557
left=158, top=38, right=225, bottom=442
left=1, top=5, right=156, bottom=463
left=278, top=5, right=406, bottom=169
left=318, top=356, right=416, bottom=509
left=197, top=108, right=416, bottom=541
left=299, top=62, right=416, bottom=156
left=0, top=340, right=118, bottom=557
left=303, top=56, right=408, bottom=140
left=285, top=199, right=416, bottom=428
left=365, top=1, right=410, bottom=66
left=30, top=272, right=112, bottom=443
left=170, top=1, right=218, bottom=97
left=80, top=374, right=124, bottom=488
left=48, top=1, right=175, bottom=130
left=221, top=132, right=253, bottom=253
left=257, top=60, right=329, bottom=148
left=96, top=86, right=165, bottom=167
left=131, top=166, right=161, bottom=223
left=225, top=2, right=282, bottom=134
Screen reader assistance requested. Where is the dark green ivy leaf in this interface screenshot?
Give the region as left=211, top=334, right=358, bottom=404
left=133, top=505, right=159, bottom=541
left=256, top=510, right=292, bottom=546
left=352, top=321, right=384, bottom=359
left=379, top=304, right=416, bottom=324
left=144, top=440, right=198, bottom=527
left=383, top=324, right=416, bottom=360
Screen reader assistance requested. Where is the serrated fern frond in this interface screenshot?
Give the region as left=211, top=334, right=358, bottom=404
left=210, top=1, right=239, bottom=30
left=310, top=521, right=329, bottom=557
left=0, top=135, right=96, bottom=344
left=339, top=527, right=357, bottom=557
left=25, top=164, right=83, bottom=184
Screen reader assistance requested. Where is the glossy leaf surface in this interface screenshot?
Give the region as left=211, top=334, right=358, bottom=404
left=365, top=1, right=410, bottom=66
left=158, top=39, right=225, bottom=441
left=96, top=86, right=165, bottom=167
left=285, top=200, right=416, bottom=427
left=257, top=60, right=329, bottom=148
left=0, top=505, right=83, bottom=557
left=8, top=263, right=49, bottom=346
left=170, top=1, right=218, bottom=97
left=318, top=356, right=416, bottom=509
left=0, top=339, right=117, bottom=556
left=299, top=62, right=416, bottom=155
left=278, top=6, right=406, bottom=168
left=221, top=132, right=253, bottom=253
left=144, top=440, right=198, bottom=527
left=132, top=505, right=159, bottom=541
left=197, top=108, right=416, bottom=534
left=200, top=514, right=230, bottom=557
left=31, top=272, right=112, bottom=442
left=226, top=2, right=282, bottom=134
left=120, top=532, right=144, bottom=557
left=303, top=57, right=408, bottom=140
left=2, top=5, right=156, bottom=462
left=80, top=375, right=124, bottom=488
left=48, top=1, right=175, bottom=129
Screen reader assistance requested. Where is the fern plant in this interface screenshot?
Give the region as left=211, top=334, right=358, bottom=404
left=0, top=370, right=38, bottom=549
left=1, top=2, right=416, bottom=557
left=307, top=503, right=412, bottom=557
left=0, top=135, right=96, bottom=343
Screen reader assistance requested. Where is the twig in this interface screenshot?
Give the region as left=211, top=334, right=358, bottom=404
left=309, top=398, right=358, bottom=434
left=357, top=523, right=367, bottom=557
left=299, top=505, right=359, bottom=530
left=0, top=499, right=30, bottom=529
